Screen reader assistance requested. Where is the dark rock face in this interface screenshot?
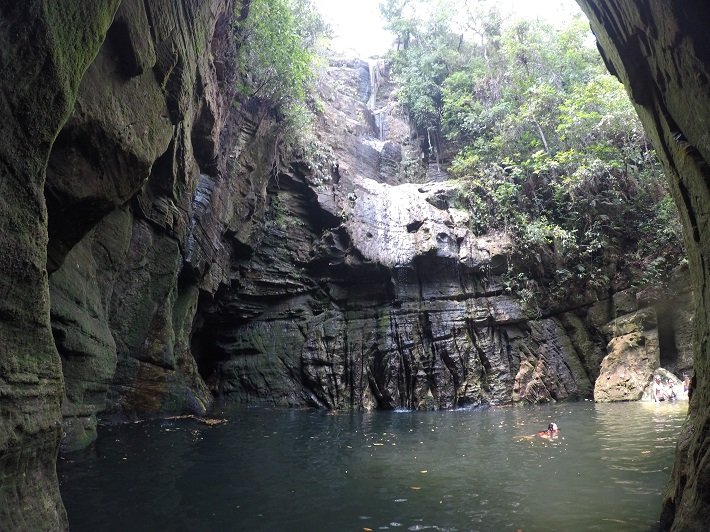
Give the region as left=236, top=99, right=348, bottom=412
left=194, top=59, right=694, bottom=412
left=201, top=198, right=597, bottom=410
left=47, top=0, right=244, bottom=449
left=575, top=1, right=710, bottom=529
left=0, top=1, right=707, bottom=530
left=0, top=0, right=240, bottom=527
left=0, top=1, right=121, bottom=528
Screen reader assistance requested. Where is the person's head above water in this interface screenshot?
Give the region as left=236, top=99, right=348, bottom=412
left=533, top=422, right=559, bottom=438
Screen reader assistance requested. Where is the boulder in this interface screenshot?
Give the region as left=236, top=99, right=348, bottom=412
left=594, top=330, right=660, bottom=402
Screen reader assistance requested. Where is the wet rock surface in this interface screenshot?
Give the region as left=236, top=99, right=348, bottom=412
left=47, top=0, right=239, bottom=449
left=575, top=2, right=710, bottom=528
left=0, top=2, right=706, bottom=529
left=0, top=1, right=122, bottom=528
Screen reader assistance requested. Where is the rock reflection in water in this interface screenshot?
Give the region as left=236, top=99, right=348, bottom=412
left=1, top=437, right=66, bottom=529
left=59, top=401, right=686, bottom=532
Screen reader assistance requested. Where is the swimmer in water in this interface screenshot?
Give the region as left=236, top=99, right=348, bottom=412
left=516, top=422, right=559, bottom=441
left=537, top=422, right=559, bottom=439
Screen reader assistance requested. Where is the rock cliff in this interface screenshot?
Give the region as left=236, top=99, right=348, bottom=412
left=575, top=2, right=710, bottom=529
left=0, top=0, right=239, bottom=527
left=0, top=1, right=707, bottom=530
left=0, top=2, right=121, bottom=528
left=193, top=56, right=691, bottom=415
left=195, top=58, right=587, bottom=411
left=46, top=0, right=244, bottom=446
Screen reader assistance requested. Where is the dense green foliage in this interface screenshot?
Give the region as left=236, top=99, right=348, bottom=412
left=235, top=0, right=328, bottom=151
left=381, top=0, right=684, bottom=306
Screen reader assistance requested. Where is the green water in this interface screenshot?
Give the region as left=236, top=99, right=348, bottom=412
left=59, top=400, right=687, bottom=531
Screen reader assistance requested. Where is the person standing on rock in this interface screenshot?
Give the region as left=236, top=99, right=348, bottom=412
left=653, top=375, right=665, bottom=401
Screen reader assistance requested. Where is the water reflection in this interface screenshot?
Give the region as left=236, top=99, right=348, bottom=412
left=0, top=439, right=66, bottom=529
left=59, top=401, right=686, bottom=532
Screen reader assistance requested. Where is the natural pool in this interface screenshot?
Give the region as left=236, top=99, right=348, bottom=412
left=59, top=401, right=687, bottom=531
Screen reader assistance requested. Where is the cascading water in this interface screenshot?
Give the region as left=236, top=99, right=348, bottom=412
left=367, top=59, right=386, bottom=140
left=367, top=59, right=380, bottom=109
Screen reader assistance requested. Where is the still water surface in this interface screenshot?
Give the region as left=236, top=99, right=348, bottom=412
left=59, top=401, right=687, bottom=531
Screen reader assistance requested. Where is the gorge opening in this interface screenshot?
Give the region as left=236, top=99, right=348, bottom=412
left=1, top=1, right=709, bottom=531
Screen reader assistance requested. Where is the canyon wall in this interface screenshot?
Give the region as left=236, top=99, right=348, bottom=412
left=0, top=1, right=706, bottom=530
left=197, top=58, right=692, bottom=413
left=0, top=2, right=121, bottom=528
left=575, top=1, right=710, bottom=529
left=45, top=0, right=250, bottom=443
left=0, top=0, right=240, bottom=528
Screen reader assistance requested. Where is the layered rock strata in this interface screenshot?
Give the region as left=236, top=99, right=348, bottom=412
left=194, top=58, right=690, bottom=414
left=46, top=0, right=242, bottom=449
left=0, top=2, right=707, bottom=530
left=0, top=2, right=122, bottom=528
left=0, top=0, right=241, bottom=527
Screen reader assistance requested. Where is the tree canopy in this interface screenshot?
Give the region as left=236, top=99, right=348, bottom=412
left=381, top=0, right=684, bottom=306
left=235, top=0, right=328, bottom=152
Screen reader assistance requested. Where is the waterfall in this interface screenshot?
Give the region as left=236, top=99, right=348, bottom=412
left=367, top=59, right=380, bottom=109
left=367, top=59, right=385, bottom=140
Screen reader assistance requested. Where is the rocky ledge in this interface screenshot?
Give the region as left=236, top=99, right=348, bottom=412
left=195, top=57, right=693, bottom=413
left=0, top=2, right=703, bottom=529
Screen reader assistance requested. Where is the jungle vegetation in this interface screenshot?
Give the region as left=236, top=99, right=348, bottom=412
left=235, top=0, right=328, bottom=152
left=380, top=0, right=684, bottom=308
left=236, top=0, right=684, bottom=309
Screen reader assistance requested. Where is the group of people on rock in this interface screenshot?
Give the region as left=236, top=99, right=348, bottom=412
left=652, top=373, right=691, bottom=402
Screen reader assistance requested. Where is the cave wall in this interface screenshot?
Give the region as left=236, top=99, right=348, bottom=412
left=0, top=0, right=258, bottom=527
left=39, top=0, right=315, bottom=456
left=0, top=1, right=707, bottom=530
left=574, top=1, right=710, bottom=529
left=0, top=1, right=121, bottom=528
left=45, top=0, right=243, bottom=450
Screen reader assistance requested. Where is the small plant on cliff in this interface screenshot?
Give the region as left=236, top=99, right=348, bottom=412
left=235, top=0, right=329, bottom=154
